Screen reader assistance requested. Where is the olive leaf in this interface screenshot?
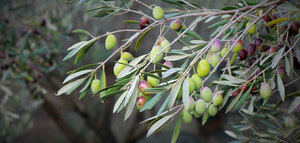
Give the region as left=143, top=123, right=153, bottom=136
left=80, top=74, right=94, bottom=92
left=182, top=77, right=190, bottom=110
left=277, top=74, right=285, bottom=101
left=202, top=110, right=209, bottom=125
left=56, top=78, right=85, bottom=96
left=171, top=114, right=183, bottom=143
left=124, top=84, right=138, bottom=121
left=63, top=38, right=97, bottom=61
left=146, top=114, right=174, bottom=137
left=162, top=68, right=182, bottom=78
left=167, top=80, right=183, bottom=109
left=63, top=69, right=92, bottom=84
left=113, top=91, right=128, bottom=113
left=73, top=29, right=94, bottom=37
left=140, top=91, right=166, bottom=112
left=135, top=28, right=151, bottom=51
left=117, top=54, right=146, bottom=79
left=271, top=48, right=285, bottom=69
left=164, top=54, right=190, bottom=61
left=99, top=69, right=106, bottom=98
left=124, top=76, right=139, bottom=106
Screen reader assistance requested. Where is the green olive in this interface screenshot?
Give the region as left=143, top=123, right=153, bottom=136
left=197, top=59, right=210, bottom=77
left=105, top=34, right=117, bottom=50
left=113, top=59, right=128, bottom=76
left=91, top=79, right=101, bottom=94
left=152, top=6, right=164, bottom=20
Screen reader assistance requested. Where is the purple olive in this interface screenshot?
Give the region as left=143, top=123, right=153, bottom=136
left=239, top=49, right=247, bottom=61
left=254, top=38, right=263, bottom=50
left=246, top=43, right=256, bottom=57
left=278, top=65, right=286, bottom=79
left=140, top=16, right=150, bottom=30
left=248, top=57, right=257, bottom=67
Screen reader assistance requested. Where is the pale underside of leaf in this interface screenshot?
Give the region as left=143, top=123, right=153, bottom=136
left=146, top=114, right=174, bottom=137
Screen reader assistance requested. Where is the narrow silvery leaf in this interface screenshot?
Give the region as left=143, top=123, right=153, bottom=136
left=67, top=41, right=87, bottom=51
left=277, top=74, right=285, bottom=101
left=224, top=130, right=238, bottom=139
left=63, top=69, right=92, bottom=84
left=124, top=77, right=138, bottom=106
left=288, top=97, right=300, bottom=113
left=271, top=48, right=284, bottom=69
left=146, top=114, right=174, bottom=137
left=164, top=55, right=190, bottom=61
left=181, top=45, right=202, bottom=51
left=140, top=111, right=169, bottom=124
left=113, top=91, right=128, bottom=113
left=117, top=55, right=146, bottom=79
left=124, top=86, right=138, bottom=121
left=205, top=15, right=218, bottom=23
left=56, top=78, right=85, bottom=96
left=260, top=53, right=275, bottom=65
left=63, top=38, right=97, bottom=61
left=167, top=80, right=183, bottom=109
left=182, top=77, right=190, bottom=110
left=221, top=74, right=246, bottom=83
left=162, top=68, right=182, bottom=78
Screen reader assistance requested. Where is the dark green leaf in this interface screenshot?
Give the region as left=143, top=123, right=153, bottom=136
left=259, top=34, right=276, bottom=41
left=135, top=28, right=151, bottom=51
left=79, top=89, right=88, bottom=100
left=140, top=91, right=166, bottom=112
left=123, top=20, right=139, bottom=24
left=233, top=83, right=253, bottom=110
left=101, top=90, right=126, bottom=100
left=185, top=30, right=203, bottom=40
left=80, top=74, right=94, bottom=92
left=221, top=6, right=237, bottom=10
left=100, top=69, right=106, bottom=98
left=208, top=19, right=229, bottom=29
left=73, top=29, right=94, bottom=37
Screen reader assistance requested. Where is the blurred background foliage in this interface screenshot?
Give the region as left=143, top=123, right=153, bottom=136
left=0, top=0, right=299, bottom=143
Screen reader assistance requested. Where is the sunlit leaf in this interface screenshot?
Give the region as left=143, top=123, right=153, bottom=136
left=63, top=38, right=97, bottom=61
left=113, top=91, right=128, bottom=113
left=182, top=77, right=190, bottom=110
left=124, top=85, right=138, bottom=121
left=63, top=69, right=92, bottom=84
left=167, top=80, right=183, bottom=109
left=56, top=78, right=85, bottom=96
left=164, top=54, right=190, bottom=61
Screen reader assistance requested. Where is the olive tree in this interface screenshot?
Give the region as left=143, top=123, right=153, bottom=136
left=58, top=0, right=300, bottom=142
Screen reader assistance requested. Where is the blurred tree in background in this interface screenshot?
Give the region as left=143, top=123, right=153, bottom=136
left=1, top=0, right=300, bottom=143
